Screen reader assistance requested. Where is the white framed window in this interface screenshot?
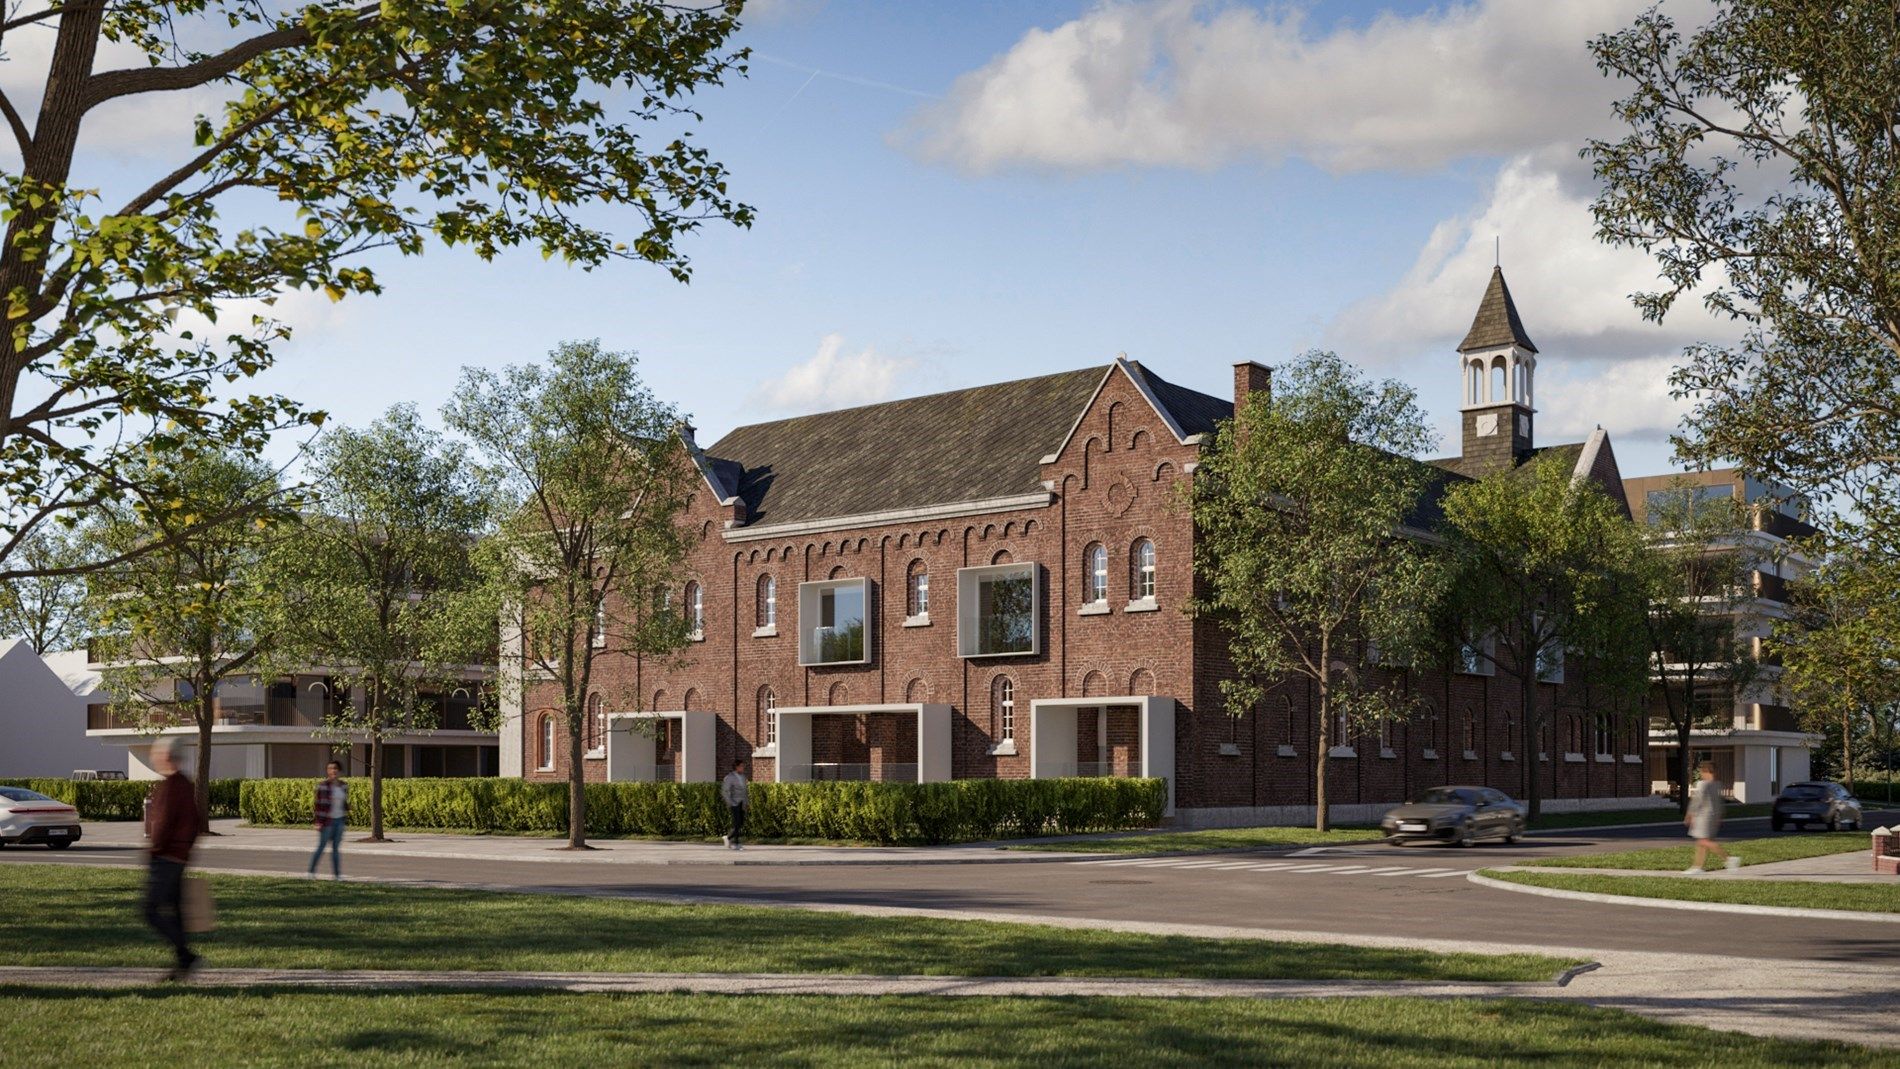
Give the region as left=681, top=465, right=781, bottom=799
left=994, top=677, right=1015, bottom=741
left=1132, top=538, right=1155, bottom=600
left=908, top=563, right=929, bottom=617
left=586, top=693, right=605, bottom=754
left=1535, top=643, right=1565, bottom=683
left=758, top=575, right=776, bottom=629
left=592, top=599, right=607, bottom=649
left=798, top=577, right=872, bottom=666
left=684, top=582, right=704, bottom=637
left=1084, top=544, right=1108, bottom=604
left=1457, top=634, right=1495, bottom=676
left=764, top=688, right=778, bottom=746
left=1595, top=715, right=1616, bottom=758
left=538, top=714, right=556, bottom=771
left=1377, top=716, right=1393, bottom=753
left=958, top=563, right=1041, bottom=658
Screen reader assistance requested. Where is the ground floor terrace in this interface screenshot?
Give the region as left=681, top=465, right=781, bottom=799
left=524, top=680, right=1654, bottom=821
left=1646, top=730, right=1815, bottom=803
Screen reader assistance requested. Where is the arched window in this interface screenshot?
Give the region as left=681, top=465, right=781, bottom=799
left=757, top=575, right=776, bottom=629
left=1377, top=715, right=1393, bottom=752
left=1131, top=538, right=1156, bottom=600
left=1422, top=702, right=1438, bottom=754
left=538, top=714, right=556, bottom=771
left=1282, top=695, right=1297, bottom=744
left=1462, top=706, right=1476, bottom=754
left=685, top=582, right=704, bottom=636
left=1467, top=361, right=1481, bottom=405
left=592, top=597, right=607, bottom=649
left=907, top=560, right=929, bottom=617
left=586, top=693, right=605, bottom=752
left=1334, top=706, right=1350, bottom=749
left=1084, top=543, right=1108, bottom=604
left=761, top=687, right=778, bottom=746
left=1504, top=712, right=1516, bottom=755
left=1490, top=357, right=1506, bottom=402
left=993, top=676, right=1015, bottom=741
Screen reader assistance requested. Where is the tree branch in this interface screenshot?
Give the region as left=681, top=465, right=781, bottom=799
left=82, top=25, right=312, bottom=110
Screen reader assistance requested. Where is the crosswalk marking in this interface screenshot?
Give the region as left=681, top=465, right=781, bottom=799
left=1074, top=855, right=1472, bottom=880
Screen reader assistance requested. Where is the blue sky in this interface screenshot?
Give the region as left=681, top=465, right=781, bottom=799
left=93, top=0, right=1718, bottom=477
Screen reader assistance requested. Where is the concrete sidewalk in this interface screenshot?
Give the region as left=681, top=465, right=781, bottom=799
left=73, top=819, right=1114, bottom=866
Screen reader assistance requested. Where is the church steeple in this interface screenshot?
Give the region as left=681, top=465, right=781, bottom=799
left=1457, top=266, right=1537, bottom=472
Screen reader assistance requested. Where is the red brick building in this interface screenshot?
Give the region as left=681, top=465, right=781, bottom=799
left=504, top=269, right=1651, bottom=823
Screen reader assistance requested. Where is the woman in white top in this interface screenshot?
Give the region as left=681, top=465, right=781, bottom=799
left=1684, top=761, right=1740, bottom=873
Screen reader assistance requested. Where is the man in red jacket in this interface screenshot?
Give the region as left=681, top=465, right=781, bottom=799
left=143, top=737, right=202, bottom=979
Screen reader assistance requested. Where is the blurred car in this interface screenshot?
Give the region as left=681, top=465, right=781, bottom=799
left=0, top=786, right=82, bottom=849
left=70, top=769, right=126, bottom=781
left=1381, top=785, right=1525, bottom=847
left=1771, top=781, right=1863, bottom=832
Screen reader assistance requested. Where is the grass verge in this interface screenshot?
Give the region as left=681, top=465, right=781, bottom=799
left=1485, top=870, right=1900, bottom=914
left=0, top=865, right=1570, bottom=982
left=1527, top=804, right=1771, bottom=830
left=0, top=991, right=1884, bottom=1067
left=1524, top=831, right=1868, bottom=871
left=1007, top=825, right=1381, bottom=854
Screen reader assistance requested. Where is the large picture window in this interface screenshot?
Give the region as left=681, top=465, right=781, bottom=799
left=798, top=578, right=871, bottom=666
left=958, top=563, right=1040, bottom=658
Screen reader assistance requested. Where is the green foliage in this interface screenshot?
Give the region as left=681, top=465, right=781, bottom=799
left=1777, top=543, right=1900, bottom=790
left=1189, top=351, right=1444, bottom=830
left=0, top=777, right=239, bottom=821
left=446, top=340, right=697, bottom=847
left=1586, top=1, right=1900, bottom=547
left=0, top=525, right=91, bottom=652
left=238, top=777, right=1167, bottom=845
left=1440, top=451, right=1651, bottom=818
left=1, top=1, right=751, bottom=586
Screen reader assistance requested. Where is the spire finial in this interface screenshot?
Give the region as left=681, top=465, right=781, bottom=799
left=1494, top=235, right=1499, bottom=267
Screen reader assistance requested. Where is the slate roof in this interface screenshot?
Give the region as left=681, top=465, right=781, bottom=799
left=1427, top=441, right=1584, bottom=482
left=704, top=362, right=1237, bottom=530
left=1457, top=266, right=1539, bottom=354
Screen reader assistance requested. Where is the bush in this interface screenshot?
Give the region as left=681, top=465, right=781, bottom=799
left=0, top=777, right=241, bottom=820
left=237, top=776, right=1167, bottom=844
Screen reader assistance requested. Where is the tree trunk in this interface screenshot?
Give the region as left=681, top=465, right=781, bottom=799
left=196, top=688, right=215, bottom=834
left=369, top=734, right=386, bottom=841
left=1521, top=666, right=1542, bottom=823
left=1314, top=679, right=1330, bottom=833
left=1843, top=708, right=1855, bottom=793
left=568, top=707, right=587, bottom=848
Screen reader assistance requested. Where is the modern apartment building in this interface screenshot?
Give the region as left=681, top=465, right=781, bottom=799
left=505, top=269, right=1653, bottom=823
left=1624, top=468, right=1819, bottom=802
left=82, top=639, right=498, bottom=781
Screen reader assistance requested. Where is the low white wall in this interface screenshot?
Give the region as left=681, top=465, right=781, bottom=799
left=1172, top=794, right=1669, bottom=829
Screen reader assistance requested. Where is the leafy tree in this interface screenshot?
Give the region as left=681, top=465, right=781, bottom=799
left=1637, top=481, right=1764, bottom=812
left=0, top=523, right=91, bottom=652
left=1777, top=543, right=1900, bottom=793
left=1586, top=1, right=1900, bottom=549
left=267, top=404, right=491, bottom=840
left=0, top=0, right=752, bottom=584
left=1190, top=351, right=1444, bottom=832
left=446, top=340, right=693, bottom=849
left=87, top=451, right=292, bottom=823
left=1441, top=452, right=1649, bottom=821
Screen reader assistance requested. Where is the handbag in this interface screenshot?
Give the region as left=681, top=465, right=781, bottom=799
left=182, top=874, right=219, bottom=934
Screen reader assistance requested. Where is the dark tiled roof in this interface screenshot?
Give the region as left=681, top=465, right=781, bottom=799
left=705, top=366, right=1111, bottom=528
left=1428, top=441, right=1584, bottom=482
left=1457, top=266, right=1538, bottom=354
left=1128, top=361, right=1233, bottom=437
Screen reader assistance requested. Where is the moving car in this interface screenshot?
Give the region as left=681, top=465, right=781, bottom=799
left=0, top=786, right=82, bottom=849
left=1771, top=781, right=1863, bottom=832
left=1381, top=785, right=1525, bottom=847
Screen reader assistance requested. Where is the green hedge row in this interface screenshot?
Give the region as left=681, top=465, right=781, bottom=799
left=0, top=778, right=241, bottom=821
left=239, top=776, right=1167, bottom=844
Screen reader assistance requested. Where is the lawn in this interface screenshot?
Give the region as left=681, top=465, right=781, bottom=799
left=1485, top=870, right=1900, bottom=915
left=1524, top=831, right=1869, bottom=871
left=1527, top=804, right=1771, bottom=830
left=0, top=865, right=1571, bottom=982
left=0, top=991, right=1884, bottom=1068
left=1007, top=825, right=1381, bottom=854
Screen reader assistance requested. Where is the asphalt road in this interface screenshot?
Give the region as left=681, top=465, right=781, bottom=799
left=7, top=810, right=1895, bottom=965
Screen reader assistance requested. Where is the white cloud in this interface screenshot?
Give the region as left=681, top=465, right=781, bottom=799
left=1535, top=355, right=1690, bottom=446
left=900, top=0, right=1648, bottom=173
left=749, top=333, right=913, bottom=415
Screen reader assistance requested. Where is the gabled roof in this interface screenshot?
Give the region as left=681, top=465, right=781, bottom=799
left=704, top=360, right=1235, bottom=533
left=1457, top=266, right=1538, bottom=354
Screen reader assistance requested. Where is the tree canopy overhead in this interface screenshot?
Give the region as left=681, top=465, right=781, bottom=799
left=0, top=0, right=752, bottom=581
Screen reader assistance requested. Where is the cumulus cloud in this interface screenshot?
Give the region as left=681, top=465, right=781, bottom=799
left=900, top=0, right=1647, bottom=173
left=749, top=333, right=913, bottom=415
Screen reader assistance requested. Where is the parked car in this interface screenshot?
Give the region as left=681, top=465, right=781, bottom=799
left=1381, top=785, right=1525, bottom=846
left=70, top=769, right=126, bottom=781
left=0, top=786, right=82, bottom=849
left=1771, top=782, right=1863, bottom=832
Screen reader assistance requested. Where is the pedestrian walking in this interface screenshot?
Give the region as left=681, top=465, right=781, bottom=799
left=143, top=737, right=203, bottom=980
left=1684, top=761, right=1741, bottom=874
left=722, top=758, right=750, bottom=850
left=309, top=760, right=349, bottom=880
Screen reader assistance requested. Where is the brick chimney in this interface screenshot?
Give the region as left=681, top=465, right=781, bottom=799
left=1233, top=361, right=1270, bottom=407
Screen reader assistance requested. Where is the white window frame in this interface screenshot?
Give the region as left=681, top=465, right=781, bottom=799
left=798, top=577, right=873, bottom=666
left=909, top=565, right=930, bottom=618
left=957, top=562, right=1042, bottom=659
left=1535, top=642, right=1565, bottom=684
left=687, top=581, right=705, bottom=639
left=586, top=694, right=606, bottom=757
left=765, top=690, right=778, bottom=746
left=538, top=715, right=556, bottom=771
left=997, top=677, right=1015, bottom=741
left=759, top=575, right=776, bottom=630
left=1133, top=539, right=1156, bottom=601
left=591, top=599, right=607, bottom=649
left=1085, top=544, right=1108, bottom=604
left=1457, top=634, right=1495, bottom=676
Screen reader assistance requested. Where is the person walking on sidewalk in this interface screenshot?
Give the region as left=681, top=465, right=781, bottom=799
left=309, top=760, right=349, bottom=880
left=143, top=738, right=203, bottom=980
left=722, top=759, right=750, bottom=851
left=1685, top=761, right=1741, bottom=874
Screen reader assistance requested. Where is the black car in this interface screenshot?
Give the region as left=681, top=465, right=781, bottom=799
left=1381, top=786, right=1526, bottom=846
left=1771, top=781, right=1864, bottom=832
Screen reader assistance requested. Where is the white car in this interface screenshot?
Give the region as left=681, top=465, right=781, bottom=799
left=0, top=786, right=82, bottom=849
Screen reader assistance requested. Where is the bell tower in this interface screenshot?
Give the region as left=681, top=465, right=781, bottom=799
left=1457, top=266, right=1537, bottom=473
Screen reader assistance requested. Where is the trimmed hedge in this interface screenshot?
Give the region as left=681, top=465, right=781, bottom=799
left=0, top=778, right=241, bottom=821
left=239, top=776, right=1167, bottom=845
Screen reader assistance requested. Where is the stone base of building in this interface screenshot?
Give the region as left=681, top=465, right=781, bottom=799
left=1171, top=794, right=1669, bottom=829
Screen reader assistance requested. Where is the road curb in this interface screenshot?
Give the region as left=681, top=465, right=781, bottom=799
left=1467, top=870, right=1900, bottom=923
